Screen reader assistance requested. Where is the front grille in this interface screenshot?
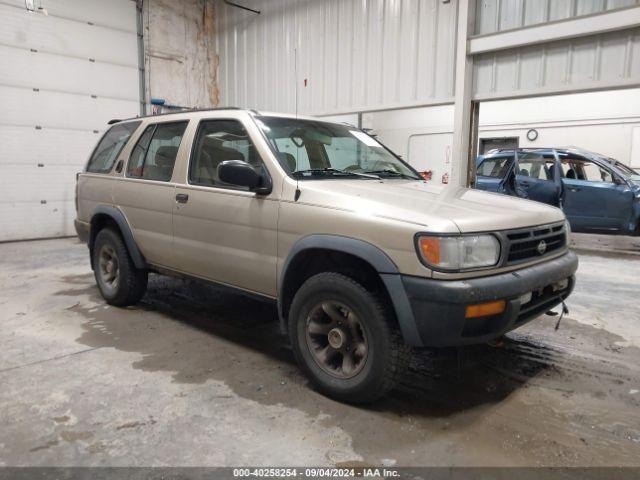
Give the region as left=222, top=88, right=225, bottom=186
left=505, top=222, right=566, bottom=265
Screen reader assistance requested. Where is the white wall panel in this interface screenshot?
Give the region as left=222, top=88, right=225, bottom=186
left=216, top=0, right=457, bottom=115
left=0, top=3, right=137, bottom=66
left=473, top=28, right=640, bottom=99
left=475, top=0, right=640, bottom=34
left=1, top=0, right=137, bottom=32
left=0, top=1, right=139, bottom=241
left=1, top=165, right=82, bottom=203
left=0, top=126, right=99, bottom=167
left=0, top=86, right=139, bottom=132
left=0, top=201, right=76, bottom=241
left=0, top=45, right=139, bottom=101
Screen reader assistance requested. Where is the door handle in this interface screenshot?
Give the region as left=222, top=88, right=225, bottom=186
left=175, top=193, right=189, bottom=203
left=568, top=187, right=581, bottom=192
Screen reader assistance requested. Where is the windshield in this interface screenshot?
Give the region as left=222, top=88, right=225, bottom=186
left=255, top=116, right=421, bottom=180
left=614, top=161, right=640, bottom=180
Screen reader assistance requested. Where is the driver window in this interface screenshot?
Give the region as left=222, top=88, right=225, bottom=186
left=582, top=160, right=614, bottom=183
left=189, top=119, right=263, bottom=188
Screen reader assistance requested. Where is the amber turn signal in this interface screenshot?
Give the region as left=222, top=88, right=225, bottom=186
left=418, top=237, right=441, bottom=265
left=465, top=299, right=506, bottom=318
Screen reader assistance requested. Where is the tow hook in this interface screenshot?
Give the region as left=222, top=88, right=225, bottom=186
left=547, top=301, right=570, bottom=330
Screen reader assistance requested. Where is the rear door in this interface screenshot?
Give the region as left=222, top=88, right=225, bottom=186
left=560, top=156, right=634, bottom=232
left=513, top=151, right=562, bottom=207
left=113, top=121, right=188, bottom=267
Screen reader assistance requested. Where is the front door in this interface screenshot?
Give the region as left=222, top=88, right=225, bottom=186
left=171, top=118, right=279, bottom=297
left=513, top=151, right=562, bottom=207
left=560, top=156, right=634, bottom=232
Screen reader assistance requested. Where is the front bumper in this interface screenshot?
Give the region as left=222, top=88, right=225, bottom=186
left=396, top=251, right=578, bottom=347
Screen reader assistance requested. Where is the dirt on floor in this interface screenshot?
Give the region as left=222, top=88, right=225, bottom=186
left=0, top=238, right=639, bottom=467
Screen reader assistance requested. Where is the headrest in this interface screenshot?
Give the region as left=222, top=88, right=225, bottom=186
left=155, top=146, right=179, bottom=167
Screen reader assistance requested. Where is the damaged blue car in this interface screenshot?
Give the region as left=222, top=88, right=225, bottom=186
left=475, top=148, right=640, bottom=236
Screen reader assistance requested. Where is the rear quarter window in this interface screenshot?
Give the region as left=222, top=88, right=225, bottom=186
left=86, top=121, right=141, bottom=173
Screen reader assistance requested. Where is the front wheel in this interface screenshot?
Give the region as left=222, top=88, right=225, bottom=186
left=288, top=272, right=410, bottom=403
left=93, top=228, right=148, bottom=307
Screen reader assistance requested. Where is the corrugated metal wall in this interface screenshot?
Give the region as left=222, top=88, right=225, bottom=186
left=475, top=0, right=640, bottom=35
left=215, top=0, right=457, bottom=115
left=473, top=27, right=640, bottom=99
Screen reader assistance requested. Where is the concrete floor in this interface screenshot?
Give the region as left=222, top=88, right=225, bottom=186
left=0, top=238, right=639, bottom=467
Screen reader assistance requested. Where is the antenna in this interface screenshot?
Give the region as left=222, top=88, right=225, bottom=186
left=294, top=47, right=301, bottom=201
left=294, top=47, right=298, bottom=119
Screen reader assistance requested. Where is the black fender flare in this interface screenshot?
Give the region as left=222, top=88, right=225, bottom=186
left=90, top=205, right=147, bottom=270
left=278, top=234, right=422, bottom=346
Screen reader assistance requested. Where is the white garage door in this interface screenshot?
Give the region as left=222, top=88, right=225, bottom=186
left=0, top=0, right=140, bottom=241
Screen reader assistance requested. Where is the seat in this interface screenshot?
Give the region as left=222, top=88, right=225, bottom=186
left=565, top=168, right=576, bottom=179
left=195, top=139, right=245, bottom=185
left=143, top=146, right=178, bottom=181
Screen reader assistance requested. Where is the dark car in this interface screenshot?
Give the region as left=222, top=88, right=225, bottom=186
left=475, top=148, right=640, bottom=236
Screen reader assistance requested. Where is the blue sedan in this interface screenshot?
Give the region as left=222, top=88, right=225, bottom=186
left=475, top=148, right=640, bottom=236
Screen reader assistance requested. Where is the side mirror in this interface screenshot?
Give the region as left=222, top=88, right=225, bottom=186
left=217, top=160, right=271, bottom=193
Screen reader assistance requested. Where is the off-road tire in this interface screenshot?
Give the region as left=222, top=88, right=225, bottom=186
left=92, top=228, right=148, bottom=307
left=288, top=272, right=410, bottom=403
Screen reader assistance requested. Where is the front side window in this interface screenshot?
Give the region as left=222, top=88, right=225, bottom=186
left=189, top=119, right=264, bottom=188
left=477, top=155, right=513, bottom=178
left=86, top=121, right=141, bottom=173
left=255, top=116, right=420, bottom=180
left=126, top=121, right=188, bottom=181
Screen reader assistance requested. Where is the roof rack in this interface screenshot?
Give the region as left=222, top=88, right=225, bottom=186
left=108, top=106, right=247, bottom=124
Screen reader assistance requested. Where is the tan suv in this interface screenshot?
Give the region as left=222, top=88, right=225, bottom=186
left=75, top=108, right=578, bottom=402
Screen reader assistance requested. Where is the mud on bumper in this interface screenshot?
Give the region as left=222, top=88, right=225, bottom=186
left=393, top=251, right=578, bottom=347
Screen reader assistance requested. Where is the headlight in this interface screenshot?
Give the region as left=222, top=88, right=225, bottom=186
left=565, top=219, right=571, bottom=243
left=417, top=234, right=500, bottom=270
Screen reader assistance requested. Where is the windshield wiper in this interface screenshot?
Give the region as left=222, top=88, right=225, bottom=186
left=366, top=169, right=420, bottom=180
left=292, top=168, right=379, bottom=179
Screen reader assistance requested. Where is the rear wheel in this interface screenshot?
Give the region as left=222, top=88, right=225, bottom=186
left=288, top=272, right=410, bottom=403
left=93, top=228, right=148, bottom=306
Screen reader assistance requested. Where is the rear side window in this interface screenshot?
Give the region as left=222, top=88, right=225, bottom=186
left=477, top=156, right=512, bottom=178
left=516, top=153, right=554, bottom=181
left=86, top=121, right=141, bottom=173
left=127, top=121, right=188, bottom=182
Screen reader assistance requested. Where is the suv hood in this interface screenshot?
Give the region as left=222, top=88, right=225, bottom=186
left=298, top=179, right=565, bottom=233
